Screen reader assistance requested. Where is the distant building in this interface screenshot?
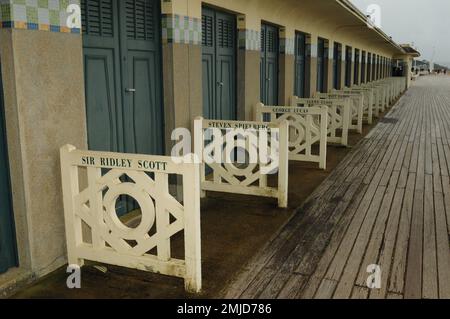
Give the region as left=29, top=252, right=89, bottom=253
left=434, top=63, right=449, bottom=72
left=414, top=60, right=431, bottom=72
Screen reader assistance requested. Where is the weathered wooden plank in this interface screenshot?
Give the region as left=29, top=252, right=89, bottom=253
left=239, top=267, right=277, bottom=299
left=258, top=272, right=292, bottom=299
left=389, top=173, right=415, bottom=294
left=369, top=188, right=405, bottom=299
left=355, top=171, right=400, bottom=287
left=387, top=293, right=403, bottom=299
left=333, top=186, right=386, bottom=298
left=404, top=190, right=424, bottom=299
left=443, top=176, right=450, bottom=236
left=277, top=274, right=308, bottom=299
left=325, top=171, right=384, bottom=282
left=315, top=279, right=337, bottom=299
left=422, top=175, right=438, bottom=299
left=351, top=286, right=369, bottom=299
left=434, top=189, right=450, bottom=299
left=299, top=184, right=370, bottom=298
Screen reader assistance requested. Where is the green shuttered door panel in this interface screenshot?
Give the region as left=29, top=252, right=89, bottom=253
left=82, top=0, right=164, bottom=155
left=354, top=49, right=360, bottom=84
left=202, top=7, right=237, bottom=120
left=261, top=23, right=279, bottom=105
left=0, top=63, right=18, bottom=274
left=333, top=43, right=341, bottom=90
left=345, top=46, right=352, bottom=87
left=317, top=38, right=325, bottom=93
left=294, top=32, right=306, bottom=98
left=361, top=51, right=366, bottom=83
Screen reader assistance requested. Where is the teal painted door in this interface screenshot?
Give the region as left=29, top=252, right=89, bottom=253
left=367, top=52, right=372, bottom=81
left=316, top=38, right=326, bottom=93
left=0, top=63, right=18, bottom=274
left=82, top=0, right=164, bottom=215
left=354, top=49, right=360, bottom=85
left=333, top=42, right=341, bottom=89
left=202, top=7, right=237, bottom=120
left=260, top=23, right=279, bottom=105
left=294, top=32, right=306, bottom=98
left=81, top=0, right=164, bottom=155
left=361, top=51, right=366, bottom=83
left=372, top=54, right=376, bottom=81
left=345, top=46, right=352, bottom=87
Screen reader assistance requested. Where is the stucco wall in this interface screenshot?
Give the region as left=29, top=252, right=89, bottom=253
left=0, top=29, right=87, bottom=278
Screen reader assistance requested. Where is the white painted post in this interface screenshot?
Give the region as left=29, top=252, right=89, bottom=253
left=155, top=172, right=171, bottom=262
left=342, top=100, right=350, bottom=147
left=183, top=157, right=202, bottom=293
left=319, top=107, right=328, bottom=170
left=87, top=167, right=105, bottom=250
left=194, top=117, right=206, bottom=198
left=255, top=102, right=264, bottom=122
left=278, top=120, right=289, bottom=208
left=60, top=145, right=85, bottom=267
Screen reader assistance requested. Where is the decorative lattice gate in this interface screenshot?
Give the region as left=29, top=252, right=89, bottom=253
left=60, top=145, right=202, bottom=292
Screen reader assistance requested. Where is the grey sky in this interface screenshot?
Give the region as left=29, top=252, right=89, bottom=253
left=350, top=0, right=450, bottom=67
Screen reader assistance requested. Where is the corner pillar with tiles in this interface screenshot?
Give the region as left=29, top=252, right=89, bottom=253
left=0, top=0, right=87, bottom=279
left=308, top=34, right=318, bottom=97
left=161, top=0, right=202, bottom=152
left=279, top=27, right=295, bottom=105
left=237, top=14, right=261, bottom=120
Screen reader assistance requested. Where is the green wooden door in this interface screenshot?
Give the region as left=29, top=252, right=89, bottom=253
left=354, top=49, right=360, bottom=85
left=82, top=0, right=163, bottom=215
left=333, top=42, right=341, bottom=89
left=361, top=51, right=366, bottom=83
left=0, top=63, right=18, bottom=274
left=345, top=46, right=352, bottom=87
left=367, top=52, right=372, bottom=81
left=260, top=23, right=279, bottom=106
left=82, top=0, right=164, bottom=155
left=202, top=7, right=237, bottom=120
left=372, top=54, right=376, bottom=81
left=316, top=38, right=326, bottom=93
left=294, top=32, right=306, bottom=98
left=121, top=1, right=164, bottom=155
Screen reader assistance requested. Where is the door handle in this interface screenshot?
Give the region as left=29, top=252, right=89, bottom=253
left=125, top=88, right=136, bottom=93
left=217, top=82, right=224, bottom=87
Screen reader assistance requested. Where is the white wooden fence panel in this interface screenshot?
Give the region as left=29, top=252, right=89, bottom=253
left=194, top=118, right=289, bottom=208
left=314, top=92, right=364, bottom=134
left=255, top=103, right=328, bottom=170
left=60, top=145, right=202, bottom=293
left=334, top=88, right=374, bottom=125
left=291, top=96, right=351, bottom=147
left=361, top=82, right=388, bottom=114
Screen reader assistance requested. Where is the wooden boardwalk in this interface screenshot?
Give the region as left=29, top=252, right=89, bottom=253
left=223, top=76, right=450, bottom=299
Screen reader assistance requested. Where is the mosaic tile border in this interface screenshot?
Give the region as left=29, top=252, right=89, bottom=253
left=162, top=14, right=201, bottom=45
left=0, top=0, right=81, bottom=34
left=238, top=29, right=260, bottom=51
